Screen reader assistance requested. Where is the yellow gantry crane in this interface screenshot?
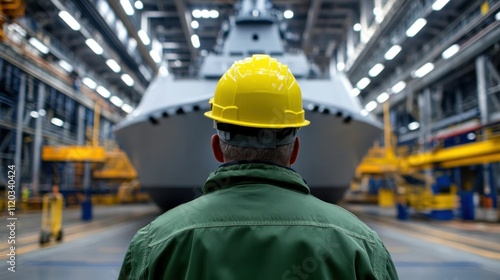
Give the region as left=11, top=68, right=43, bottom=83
left=354, top=103, right=500, bottom=217
left=41, top=105, right=139, bottom=205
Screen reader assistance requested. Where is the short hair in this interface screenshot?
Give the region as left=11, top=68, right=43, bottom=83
left=219, top=140, right=294, bottom=167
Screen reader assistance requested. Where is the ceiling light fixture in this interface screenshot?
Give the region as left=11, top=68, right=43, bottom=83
left=121, top=74, right=134, bottom=86
left=408, top=122, right=420, bottom=130
left=191, top=20, right=199, bottom=29
left=432, top=0, right=450, bottom=11
left=138, top=30, right=150, bottom=45
left=406, top=18, right=427, bottom=37
left=414, top=62, right=434, bottom=78
left=159, top=65, right=169, bottom=76
left=368, top=63, right=385, bottom=77
left=351, top=88, right=361, bottom=97
left=110, top=96, right=124, bottom=107
left=210, top=10, right=219, bottom=18
left=356, top=77, right=371, bottom=90
left=384, top=45, right=402, bottom=60
left=96, top=86, right=111, bottom=98
left=121, top=103, right=134, bottom=113
left=106, top=59, right=121, bottom=73
left=134, top=1, right=143, bottom=10
left=353, top=23, right=362, bottom=31
left=149, top=50, right=161, bottom=63
left=365, top=101, right=378, bottom=112
left=85, top=38, right=103, bottom=55
left=391, top=81, right=406, bottom=94
left=284, top=10, right=294, bottom=19
left=58, top=60, right=73, bottom=72
left=442, top=44, right=460, bottom=59
left=376, top=92, right=389, bottom=103
left=58, top=11, right=81, bottom=31
left=191, top=34, right=200, bottom=48
left=28, top=38, right=49, bottom=54
left=337, top=62, right=345, bottom=71
left=201, top=9, right=210, bottom=18
left=82, top=77, right=97, bottom=89
left=120, top=0, right=134, bottom=15
left=192, top=9, right=201, bottom=18
left=51, top=117, right=64, bottom=127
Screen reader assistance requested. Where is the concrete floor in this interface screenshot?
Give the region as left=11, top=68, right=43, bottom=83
left=0, top=203, right=499, bottom=279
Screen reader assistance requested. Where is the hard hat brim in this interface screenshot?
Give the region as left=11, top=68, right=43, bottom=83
left=204, top=111, right=310, bottom=129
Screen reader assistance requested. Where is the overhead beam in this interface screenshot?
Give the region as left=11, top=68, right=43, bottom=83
left=301, top=0, right=322, bottom=53
left=106, top=0, right=158, bottom=75
left=173, top=0, right=197, bottom=61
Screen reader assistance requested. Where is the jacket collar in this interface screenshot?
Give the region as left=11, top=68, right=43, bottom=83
left=203, top=161, right=310, bottom=194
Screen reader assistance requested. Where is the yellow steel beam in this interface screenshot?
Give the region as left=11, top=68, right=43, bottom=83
left=406, top=136, right=500, bottom=167
left=440, top=153, right=500, bottom=168
left=42, top=146, right=106, bottom=162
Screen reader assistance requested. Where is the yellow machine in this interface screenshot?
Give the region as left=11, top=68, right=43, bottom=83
left=354, top=101, right=500, bottom=219
left=40, top=189, right=64, bottom=244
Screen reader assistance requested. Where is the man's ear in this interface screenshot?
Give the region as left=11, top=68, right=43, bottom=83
left=211, top=134, right=225, bottom=163
left=289, top=137, right=300, bottom=165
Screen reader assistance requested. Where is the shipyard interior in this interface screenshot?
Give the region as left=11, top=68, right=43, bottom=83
left=0, top=0, right=500, bottom=279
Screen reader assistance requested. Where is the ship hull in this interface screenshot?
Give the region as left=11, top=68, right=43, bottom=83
left=115, top=106, right=380, bottom=210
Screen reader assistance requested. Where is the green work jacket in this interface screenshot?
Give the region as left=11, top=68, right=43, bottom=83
left=119, top=162, right=398, bottom=280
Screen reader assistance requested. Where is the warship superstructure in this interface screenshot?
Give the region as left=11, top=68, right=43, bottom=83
left=114, top=0, right=382, bottom=210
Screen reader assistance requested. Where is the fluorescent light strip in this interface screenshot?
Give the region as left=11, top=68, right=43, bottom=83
left=365, top=101, right=377, bottom=112
left=149, top=50, right=161, bottom=63
left=414, top=62, right=434, bottom=78
left=391, top=81, right=406, bottom=94
left=58, top=11, right=81, bottom=31
left=406, top=18, right=427, bottom=37
left=356, top=77, right=371, bottom=90
left=120, top=0, right=134, bottom=15
left=121, top=74, right=134, bottom=86
left=442, top=44, right=460, bottom=59
left=110, top=96, right=124, bottom=107
left=384, top=45, right=401, bottom=60
left=58, top=60, right=73, bottom=72
left=51, top=117, right=64, bottom=127
left=432, top=0, right=450, bottom=11
left=96, top=86, right=111, bottom=98
left=368, top=63, right=385, bottom=77
left=85, top=38, right=103, bottom=55
left=29, top=38, right=49, bottom=54
left=191, top=34, right=200, bottom=48
left=376, top=92, right=389, bottom=103
left=351, top=88, right=361, bottom=97
left=121, top=103, right=133, bottom=113
left=106, top=59, right=121, bottom=73
left=138, top=30, right=150, bottom=45
left=82, top=77, right=97, bottom=89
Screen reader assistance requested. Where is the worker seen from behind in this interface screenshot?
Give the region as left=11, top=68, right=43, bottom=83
left=119, top=55, right=398, bottom=279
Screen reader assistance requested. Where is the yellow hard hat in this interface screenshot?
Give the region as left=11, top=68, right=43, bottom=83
left=204, top=54, right=310, bottom=128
